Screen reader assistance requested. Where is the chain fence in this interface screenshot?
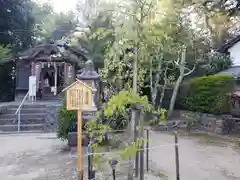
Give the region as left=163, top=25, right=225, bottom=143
left=83, top=128, right=240, bottom=180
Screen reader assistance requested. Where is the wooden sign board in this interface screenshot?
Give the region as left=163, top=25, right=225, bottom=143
left=62, top=79, right=96, bottom=180
left=62, top=79, right=93, bottom=110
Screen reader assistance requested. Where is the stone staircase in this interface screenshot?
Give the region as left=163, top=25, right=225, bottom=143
left=0, top=103, right=48, bottom=133
left=41, top=87, right=63, bottom=101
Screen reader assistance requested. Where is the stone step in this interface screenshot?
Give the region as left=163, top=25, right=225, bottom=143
left=41, top=94, right=62, bottom=98
left=0, top=124, right=45, bottom=132
left=0, top=117, right=45, bottom=125
left=1, top=113, right=45, bottom=119
left=41, top=98, right=62, bottom=101
left=231, top=117, right=240, bottom=122
left=6, top=104, right=47, bottom=109
left=0, top=130, right=46, bottom=134
left=7, top=108, right=47, bottom=114
left=42, top=95, right=62, bottom=98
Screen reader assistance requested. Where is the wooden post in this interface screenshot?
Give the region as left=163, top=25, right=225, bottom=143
left=146, top=129, right=149, bottom=172
left=77, top=110, right=83, bottom=180
left=88, top=145, right=93, bottom=180
left=54, top=62, right=57, bottom=96
left=31, top=61, right=36, bottom=76
left=134, top=108, right=139, bottom=177
left=174, top=132, right=180, bottom=180
left=62, top=80, right=95, bottom=180
left=139, top=108, right=144, bottom=180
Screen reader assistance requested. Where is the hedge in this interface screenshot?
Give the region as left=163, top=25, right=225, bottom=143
left=183, top=74, right=234, bottom=114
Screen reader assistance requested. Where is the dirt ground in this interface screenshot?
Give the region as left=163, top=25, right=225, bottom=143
left=0, top=133, right=87, bottom=180
left=149, top=131, right=240, bottom=180
left=0, top=132, right=240, bottom=180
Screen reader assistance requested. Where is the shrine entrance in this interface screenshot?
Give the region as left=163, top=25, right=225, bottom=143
left=38, top=63, right=64, bottom=97
left=15, top=44, right=79, bottom=101
left=35, top=61, right=73, bottom=100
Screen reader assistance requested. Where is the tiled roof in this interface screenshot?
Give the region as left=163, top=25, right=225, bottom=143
left=218, top=35, right=240, bottom=53
left=17, top=43, right=88, bottom=62
left=217, top=66, right=240, bottom=77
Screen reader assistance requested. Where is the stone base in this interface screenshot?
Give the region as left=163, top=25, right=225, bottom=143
left=68, top=132, right=89, bottom=147
left=0, top=104, right=7, bottom=115
left=68, top=132, right=77, bottom=146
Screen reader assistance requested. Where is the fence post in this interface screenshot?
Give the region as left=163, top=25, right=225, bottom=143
left=146, top=129, right=149, bottom=172
left=139, top=107, right=145, bottom=180
left=131, top=104, right=140, bottom=177
left=134, top=111, right=140, bottom=177
left=174, top=132, right=180, bottom=180
left=88, top=145, right=94, bottom=180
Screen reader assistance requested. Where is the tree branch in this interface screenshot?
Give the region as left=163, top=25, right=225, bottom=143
left=184, top=65, right=196, bottom=76
left=174, top=56, right=180, bottom=67
left=143, top=1, right=153, bottom=18
left=149, top=56, right=153, bottom=98
left=174, top=49, right=182, bottom=66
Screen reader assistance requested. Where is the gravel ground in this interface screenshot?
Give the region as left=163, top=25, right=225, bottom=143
left=1, top=132, right=240, bottom=180
left=0, top=133, right=87, bottom=180
left=149, top=131, right=240, bottom=180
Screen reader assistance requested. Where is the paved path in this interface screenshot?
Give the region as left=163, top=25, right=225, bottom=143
left=0, top=133, right=87, bottom=180
left=149, top=131, right=240, bottom=180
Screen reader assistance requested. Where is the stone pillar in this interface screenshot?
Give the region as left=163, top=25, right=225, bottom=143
left=78, top=60, right=100, bottom=109
left=77, top=60, right=100, bottom=127
left=64, top=62, right=68, bottom=86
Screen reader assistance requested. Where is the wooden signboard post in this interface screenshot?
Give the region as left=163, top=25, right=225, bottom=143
left=62, top=79, right=94, bottom=180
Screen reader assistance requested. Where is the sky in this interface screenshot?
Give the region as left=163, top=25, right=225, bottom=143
left=37, top=0, right=79, bottom=13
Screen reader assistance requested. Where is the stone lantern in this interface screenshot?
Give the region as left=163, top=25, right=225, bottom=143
left=77, top=60, right=100, bottom=125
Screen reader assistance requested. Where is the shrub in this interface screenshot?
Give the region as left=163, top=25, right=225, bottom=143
left=184, top=74, right=233, bottom=114
left=102, top=90, right=145, bottom=130
left=103, top=89, right=165, bottom=129
left=57, top=89, right=164, bottom=137
left=57, top=100, right=76, bottom=140
left=102, top=109, right=130, bottom=130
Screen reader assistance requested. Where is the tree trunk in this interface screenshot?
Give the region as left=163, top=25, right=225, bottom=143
left=167, top=45, right=195, bottom=117
left=153, top=58, right=162, bottom=107
left=133, top=51, right=138, bottom=93
left=150, top=56, right=162, bottom=107
left=159, top=67, right=168, bottom=108
left=168, top=46, right=186, bottom=118
left=149, top=58, right=154, bottom=103
left=168, top=75, right=183, bottom=117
